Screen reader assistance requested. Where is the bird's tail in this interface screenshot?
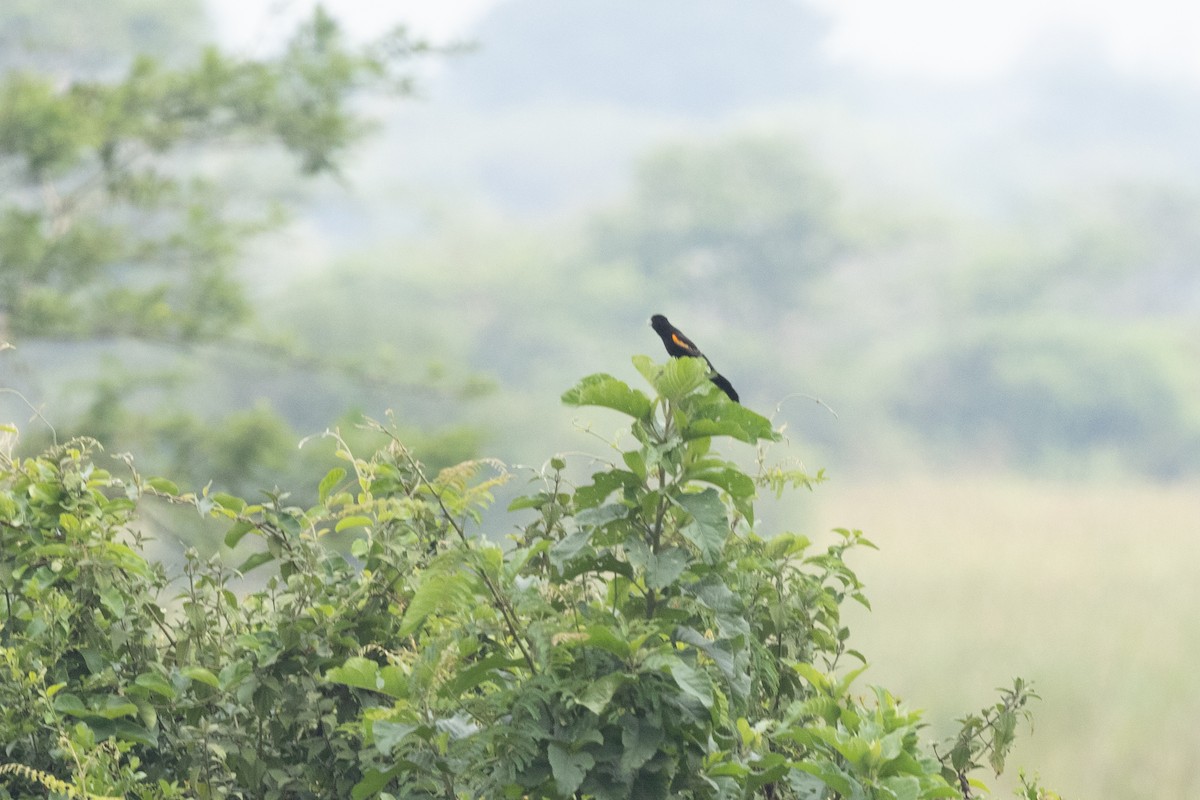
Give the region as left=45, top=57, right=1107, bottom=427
left=710, top=373, right=739, bottom=403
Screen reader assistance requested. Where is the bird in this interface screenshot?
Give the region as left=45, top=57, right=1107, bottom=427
left=649, top=314, right=739, bottom=403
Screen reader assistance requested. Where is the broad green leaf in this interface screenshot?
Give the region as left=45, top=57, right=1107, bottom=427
left=562, top=373, right=652, bottom=419
left=688, top=462, right=755, bottom=499
left=236, top=550, right=276, bottom=574
left=133, top=672, right=177, bottom=700
left=93, top=695, right=139, bottom=720
left=631, top=353, right=661, bottom=386
left=549, top=527, right=593, bottom=570
left=675, top=627, right=746, bottom=695
left=223, top=519, right=255, bottom=548
left=787, top=769, right=830, bottom=800
left=146, top=477, right=179, bottom=495
left=372, top=720, right=420, bottom=756
left=659, top=355, right=711, bottom=400
left=93, top=718, right=158, bottom=747
left=619, top=715, right=663, bottom=775
left=548, top=742, right=594, bottom=796
left=398, top=570, right=473, bottom=637
left=326, top=656, right=408, bottom=698
left=675, top=488, right=728, bottom=563
left=663, top=656, right=713, bottom=709
left=335, top=514, right=374, bottom=532
left=621, top=449, right=647, bottom=480
left=791, top=662, right=830, bottom=692
left=182, top=666, right=220, bottom=689
left=352, top=767, right=402, bottom=800
left=505, top=538, right=551, bottom=578
left=575, top=502, right=628, bottom=529
left=584, top=624, right=632, bottom=659
left=633, top=354, right=714, bottom=402
left=575, top=469, right=639, bottom=509
left=683, top=401, right=779, bottom=444
left=435, top=713, right=479, bottom=741
left=576, top=672, right=626, bottom=715
left=644, top=546, right=689, bottom=591
left=318, top=467, right=346, bottom=504
left=52, top=693, right=88, bottom=716
left=212, top=492, right=246, bottom=512
left=688, top=461, right=756, bottom=523
left=98, top=585, right=125, bottom=617
left=794, top=762, right=855, bottom=796
left=442, top=654, right=526, bottom=698
left=507, top=491, right=550, bottom=511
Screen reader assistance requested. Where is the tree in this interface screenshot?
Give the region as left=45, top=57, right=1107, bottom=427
left=0, top=7, right=484, bottom=494
left=592, top=134, right=843, bottom=319
left=0, top=6, right=424, bottom=343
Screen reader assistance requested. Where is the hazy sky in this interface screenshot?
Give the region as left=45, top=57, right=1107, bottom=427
left=209, top=0, right=1200, bottom=85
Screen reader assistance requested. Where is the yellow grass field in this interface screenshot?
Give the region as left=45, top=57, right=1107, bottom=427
left=810, top=475, right=1200, bottom=800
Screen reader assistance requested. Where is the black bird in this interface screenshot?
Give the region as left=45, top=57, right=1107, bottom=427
left=649, top=314, right=739, bottom=403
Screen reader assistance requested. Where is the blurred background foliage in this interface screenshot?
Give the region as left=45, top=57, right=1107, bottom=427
left=4, top=0, right=1200, bottom=494
left=2, top=2, right=1200, bottom=796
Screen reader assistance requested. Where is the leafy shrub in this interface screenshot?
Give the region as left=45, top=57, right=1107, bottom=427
left=0, top=359, right=1052, bottom=798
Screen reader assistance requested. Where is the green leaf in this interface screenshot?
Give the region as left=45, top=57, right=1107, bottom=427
left=146, top=477, right=179, bottom=495
left=657, top=355, right=711, bottom=400
left=619, top=715, right=663, bottom=775
left=584, top=624, right=632, bottom=659
left=644, top=546, right=689, bottom=591
left=327, top=656, right=408, bottom=698
left=352, top=767, right=402, bottom=800
left=335, top=514, right=373, bottom=532
left=675, top=488, right=728, bottom=562
left=318, top=466, right=346, bottom=504
left=182, top=666, right=220, bottom=689
left=548, top=742, right=594, bottom=796
left=93, top=695, right=139, bottom=720
left=441, top=654, right=526, bottom=698
left=575, top=469, right=639, bottom=509
left=562, top=373, right=652, bottom=419
left=576, top=672, right=626, bottom=715
left=96, top=719, right=158, bottom=747
left=791, top=662, right=830, bottom=692
left=52, top=693, right=88, bottom=716
left=507, top=491, right=550, bottom=511
left=236, top=550, right=276, bottom=574
left=632, top=353, right=662, bottom=386
left=223, top=519, right=255, bottom=548
left=683, top=400, right=779, bottom=444
left=549, top=527, right=593, bottom=570
left=372, top=720, right=420, bottom=756
left=688, top=462, right=757, bottom=522
left=133, top=672, right=177, bottom=700
left=98, top=585, right=126, bottom=617
left=398, top=570, right=473, bottom=637
left=663, top=656, right=714, bottom=709
left=212, top=492, right=246, bottom=512
left=633, top=353, right=715, bottom=402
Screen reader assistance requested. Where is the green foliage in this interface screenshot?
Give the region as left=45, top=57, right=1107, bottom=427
left=592, top=133, right=842, bottom=314
left=0, top=6, right=476, bottom=494
left=0, top=7, right=424, bottom=342
left=0, top=361, right=1051, bottom=798
left=890, top=320, right=1200, bottom=477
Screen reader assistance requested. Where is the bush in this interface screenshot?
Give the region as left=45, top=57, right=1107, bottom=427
left=0, top=359, right=1054, bottom=799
